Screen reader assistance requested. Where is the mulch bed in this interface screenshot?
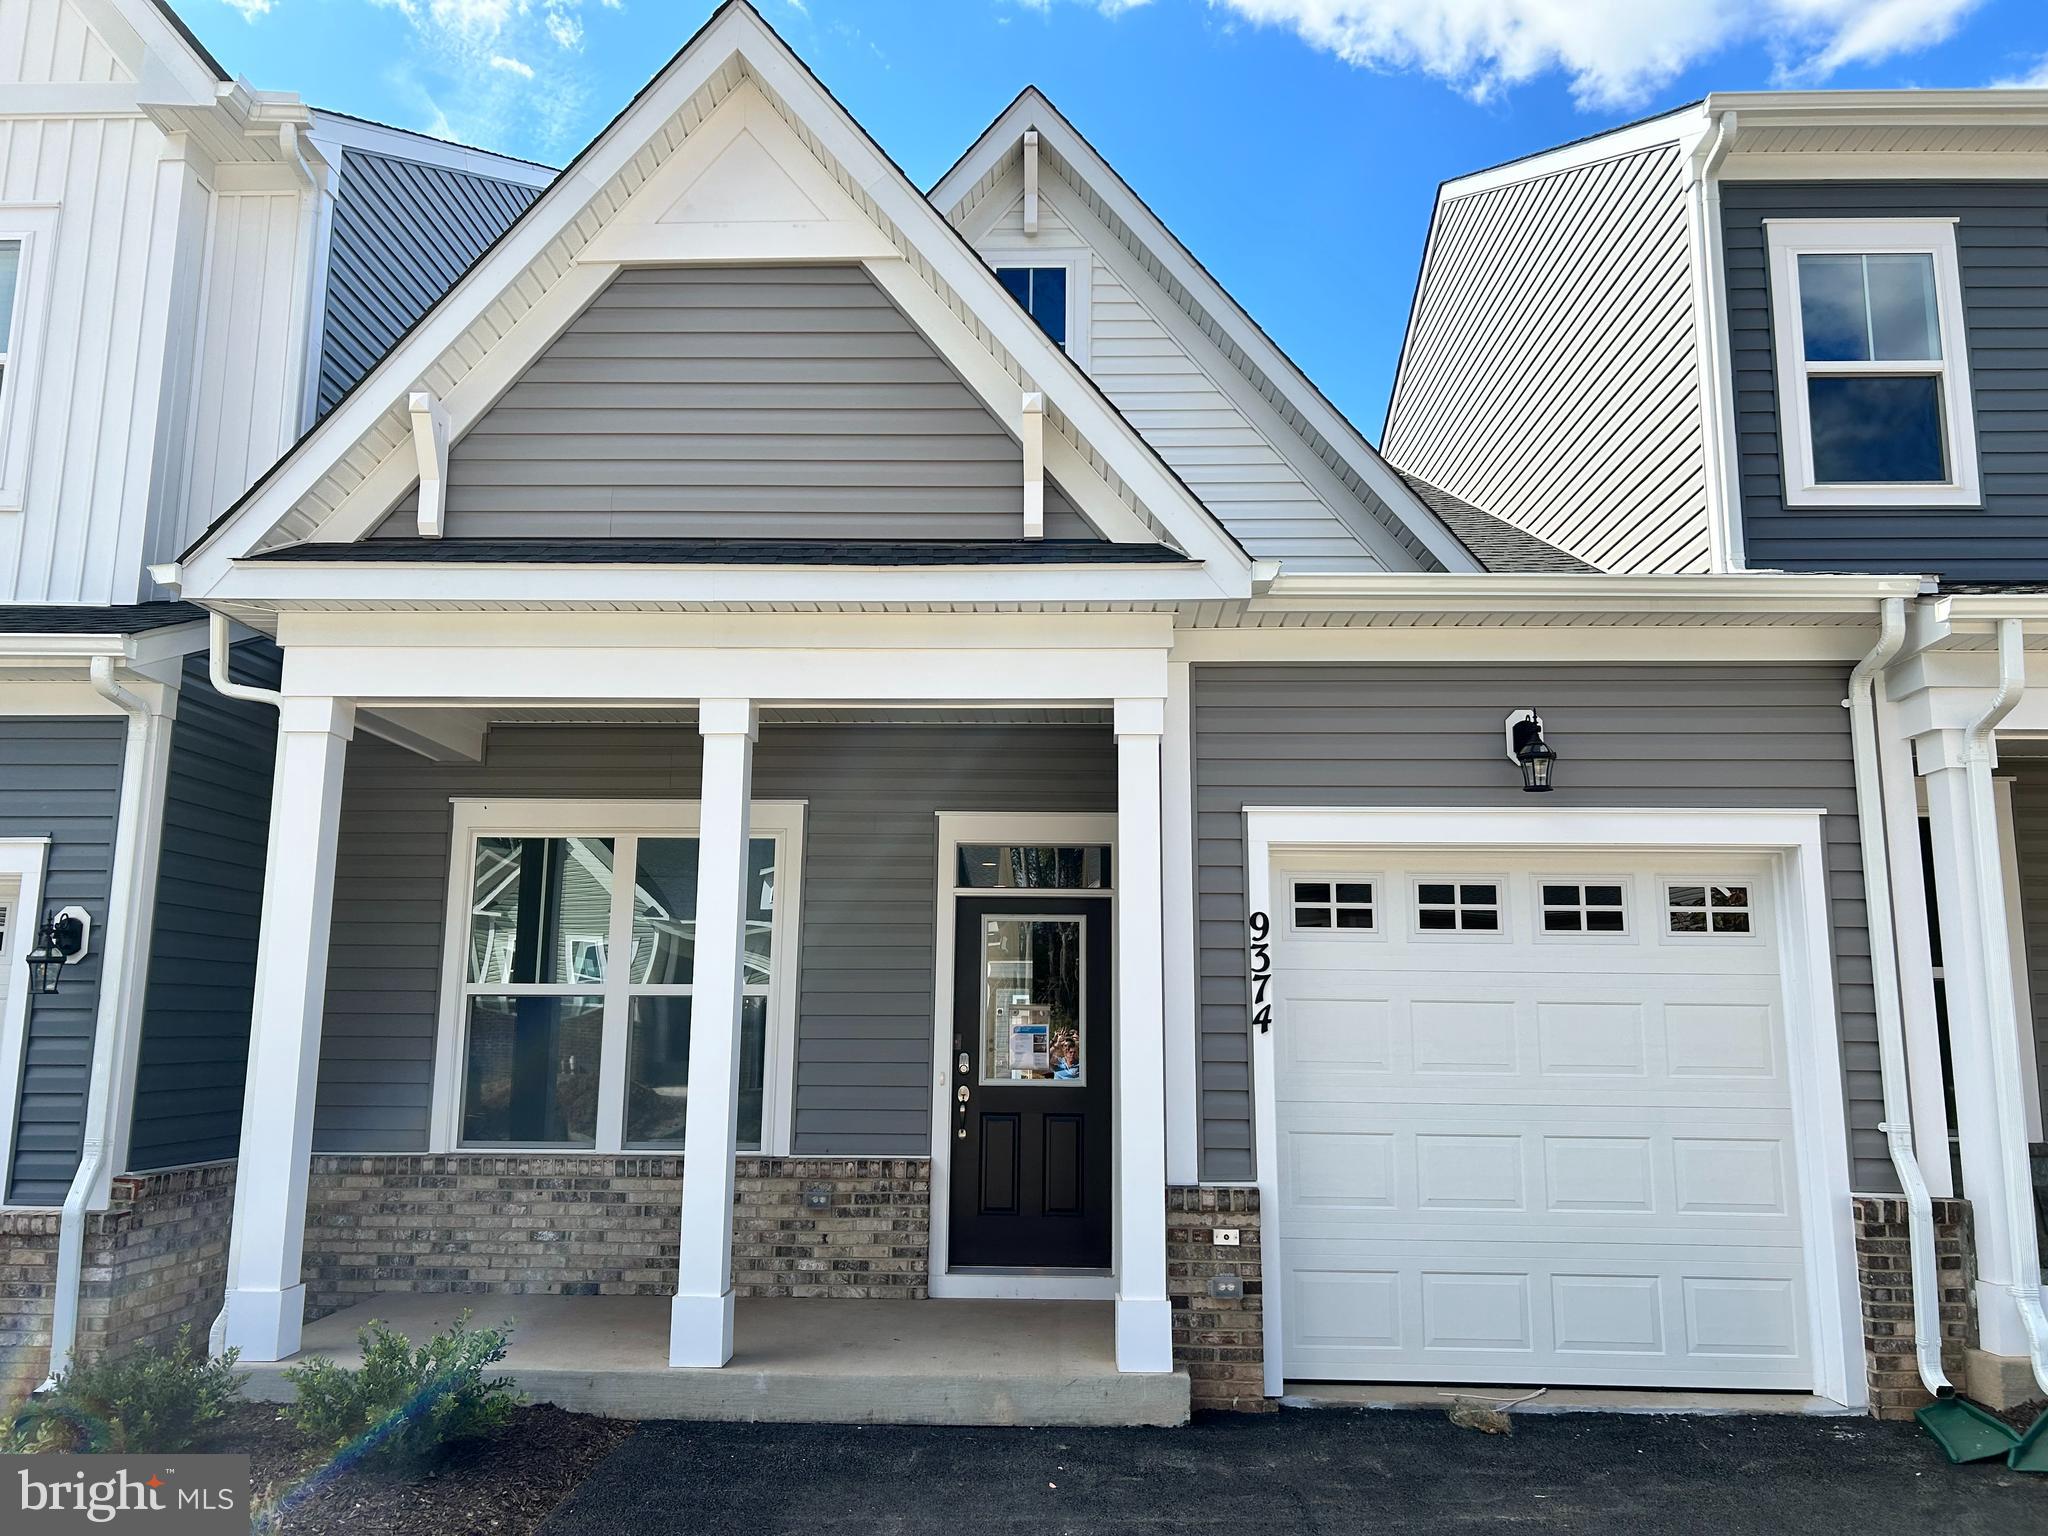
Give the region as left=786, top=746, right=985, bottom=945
left=194, top=1402, right=633, bottom=1536
left=1982, top=1396, right=2045, bottom=1434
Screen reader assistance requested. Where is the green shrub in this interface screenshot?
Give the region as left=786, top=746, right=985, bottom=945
left=281, top=1314, right=518, bottom=1470
left=8, top=1329, right=243, bottom=1454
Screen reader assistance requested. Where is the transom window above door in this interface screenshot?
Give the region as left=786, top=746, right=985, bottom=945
left=1765, top=219, right=1979, bottom=508
left=437, top=801, right=804, bottom=1155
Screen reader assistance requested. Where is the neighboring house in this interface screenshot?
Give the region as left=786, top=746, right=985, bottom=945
left=142, top=1, right=1928, bottom=1426
left=1386, top=91, right=2048, bottom=1410
left=0, top=0, right=548, bottom=1384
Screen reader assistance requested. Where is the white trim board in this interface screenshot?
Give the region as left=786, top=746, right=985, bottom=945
left=427, top=797, right=806, bottom=1158
left=1240, top=805, right=1865, bottom=1410
left=928, top=810, right=1118, bottom=1301
left=0, top=837, right=50, bottom=1198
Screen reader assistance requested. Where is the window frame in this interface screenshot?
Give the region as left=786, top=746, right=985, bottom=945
left=1408, top=875, right=1508, bottom=940
left=1534, top=876, right=1634, bottom=942
left=0, top=206, right=58, bottom=514
left=1764, top=217, right=1980, bottom=509
left=991, top=253, right=1091, bottom=367
left=430, top=798, right=806, bottom=1156
left=1659, top=877, right=1762, bottom=946
left=1285, top=875, right=1382, bottom=940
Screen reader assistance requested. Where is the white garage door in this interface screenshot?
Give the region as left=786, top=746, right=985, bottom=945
left=1273, top=850, right=1814, bottom=1389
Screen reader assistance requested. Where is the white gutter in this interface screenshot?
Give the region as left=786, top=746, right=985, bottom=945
left=1847, top=598, right=1951, bottom=1398
left=1963, top=617, right=2048, bottom=1395
left=39, top=658, right=167, bottom=1388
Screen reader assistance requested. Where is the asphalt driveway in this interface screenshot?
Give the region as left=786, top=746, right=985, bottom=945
left=540, top=1407, right=2044, bottom=1535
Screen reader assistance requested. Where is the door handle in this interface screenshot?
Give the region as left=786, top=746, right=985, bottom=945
left=956, top=1085, right=971, bottom=1103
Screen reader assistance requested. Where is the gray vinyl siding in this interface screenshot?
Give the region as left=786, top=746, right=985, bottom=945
left=1, top=719, right=126, bottom=1205
left=126, top=643, right=282, bottom=1172
left=315, top=724, right=1114, bottom=1154
left=2004, top=761, right=2048, bottom=1120
left=1383, top=140, right=1712, bottom=573
left=317, top=146, right=543, bottom=417
left=373, top=265, right=1095, bottom=541
left=1192, top=664, right=1884, bottom=1188
left=1722, top=180, right=2048, bottom=581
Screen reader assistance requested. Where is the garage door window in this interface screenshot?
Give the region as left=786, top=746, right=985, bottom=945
left=1291, top=879, right=1376, bottom=933
left=1415, top=880, right=1501, bottom=933
left=1667, top=882, right=1753, bottom=936
left=1541, top=882, right=1628, bottom=935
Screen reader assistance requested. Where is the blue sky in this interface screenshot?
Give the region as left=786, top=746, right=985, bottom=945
left=190, top=0, right=2048, bottom=438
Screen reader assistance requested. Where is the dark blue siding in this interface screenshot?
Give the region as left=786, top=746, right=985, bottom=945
left=1723, top=179, right=2048, bottom=581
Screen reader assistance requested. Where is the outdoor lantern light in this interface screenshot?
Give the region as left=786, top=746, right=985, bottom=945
left=24, top=906, right=90, bottom=995
left=1505, top=708, right=1558, bottom=794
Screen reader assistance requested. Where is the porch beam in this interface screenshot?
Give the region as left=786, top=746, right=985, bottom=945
left=219, top=696, right=355, bottom=1361
left=1113, top=695, right=1173, bottom=1373
left=670, top=698, right=758, bottom=1368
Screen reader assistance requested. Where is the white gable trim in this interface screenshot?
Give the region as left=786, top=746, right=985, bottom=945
left=177, top=5, right=1247, bottom=599
left=935, top=90, right=1482, bottom=575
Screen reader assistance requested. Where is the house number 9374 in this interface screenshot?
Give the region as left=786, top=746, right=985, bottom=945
left=1247, top=911, right=1272, bottom=1034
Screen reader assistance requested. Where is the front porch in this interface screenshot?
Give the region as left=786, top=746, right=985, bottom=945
left=239, top=1294, right=1189, bottom=1426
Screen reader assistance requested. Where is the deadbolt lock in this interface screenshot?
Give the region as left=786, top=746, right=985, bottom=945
left=957, top=1052, right=970, bottom=1074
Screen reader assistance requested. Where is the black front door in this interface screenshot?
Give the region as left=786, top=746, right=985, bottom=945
left=949, top=896, right=1112, bottom=1269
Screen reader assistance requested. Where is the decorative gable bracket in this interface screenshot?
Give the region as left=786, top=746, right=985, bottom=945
left=408, top=390, right=450, bottom=539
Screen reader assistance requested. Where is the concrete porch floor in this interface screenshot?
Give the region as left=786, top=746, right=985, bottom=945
left=238, top=1294, right=1190, bottom=1427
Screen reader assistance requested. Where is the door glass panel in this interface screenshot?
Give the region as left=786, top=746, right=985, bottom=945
left=980, top=915, right=1085, bottom=1084
left=957, top=844, right=1110, bottom=889
left=467, top=836, right=615, bottom=984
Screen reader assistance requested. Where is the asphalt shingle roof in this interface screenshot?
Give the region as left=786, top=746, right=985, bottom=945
left=0, top=601, right=207, bottom=634
left=1394, top=473, right=1595, bottom=574
left=246, top=539, right=1192, bottom=566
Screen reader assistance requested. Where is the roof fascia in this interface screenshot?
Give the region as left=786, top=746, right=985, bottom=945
left=308, top=109, right=557, bottom=189
left=1438, top=103, right=1708, bottom=202
left=68, top=0, right=221, bottom=103
left=1705, top=89, right=2048, bottom=127
left=1259, top=571, right=1924, bottom=616
left=182, top=4, right=1249, bottom=597
left=936, top=88, right=1483, bottom=575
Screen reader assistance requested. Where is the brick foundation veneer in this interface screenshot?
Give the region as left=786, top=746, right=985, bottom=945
left=1167, top=1186, right=1269, bottom=1413
left=0, top=1164, right=237, bottom=1396
left=302, top=1154, right=930, bottom=1316
left=1854, top=1195, right=1975, bottom=1420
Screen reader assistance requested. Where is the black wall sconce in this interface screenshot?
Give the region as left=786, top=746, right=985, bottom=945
left=1504, top=709, right=1558, bottom=794
left=25, top=906, right=90, bottom=994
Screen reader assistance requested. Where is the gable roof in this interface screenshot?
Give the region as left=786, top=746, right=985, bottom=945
left=932, top=87, right=1481, bottom=576
left=176, top=1, right=1249, bottom=605
left=1393, top=473, right=1594, bottom=574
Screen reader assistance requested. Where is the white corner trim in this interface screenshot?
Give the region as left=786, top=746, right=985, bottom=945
left=427, top=797, right=806, bottom=1158
left=1764, top=218, right=1981, bottom=510
left=928, top=810, right=1117, bottom=1300
left=1993, top=778, right=2043, bottom=1142
left=1161, top=662, right=1198, bottom=1184
left=1241, top=805, right=1864, bottom=1409
left=0, top=838, right=52, bottom=1189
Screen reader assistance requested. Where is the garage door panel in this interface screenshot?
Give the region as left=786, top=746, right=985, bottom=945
left=1273, top=849, right=1814, bottom=1390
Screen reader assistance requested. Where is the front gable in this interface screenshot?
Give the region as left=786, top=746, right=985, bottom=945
left=176, top=5, right=1249, bottom=607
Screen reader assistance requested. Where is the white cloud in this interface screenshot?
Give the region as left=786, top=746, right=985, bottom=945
left=489, top=52, right=534, bottom=77
left=1990, top=52, right=2048, bottom=88
left=545, top=1, right=584, bottom=50
left=1198, top=0, right=1984, bottom=108
left=368, top=0, right=610, bottom=151
left=219, top=0, right=273, bottom=18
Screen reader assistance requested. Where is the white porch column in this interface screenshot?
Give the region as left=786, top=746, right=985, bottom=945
left=219, top=697, right=354, bottom=1362
left=1114, top=696, right=1173, bottom=1373
left=669, top=698, right=757, bottom=1368
left=1917, top=726, right=2044, bottom=1360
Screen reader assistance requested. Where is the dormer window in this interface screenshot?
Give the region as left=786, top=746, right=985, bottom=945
left=1764, top=219, right=1979, bottom=509
left=997, top=265, right=1067, bottom=349
left=0, top=207, right=56, bottom=513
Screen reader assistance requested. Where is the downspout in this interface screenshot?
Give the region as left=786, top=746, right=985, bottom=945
left=204, top=614, right=282, bottom=1357
left=1687, top=107, right=1743, bottom=573
left=1847, top=597, right=1951, bottom=1399
left=1963, top=617, right=2048, bottom=1394
left=39, top=658, right=162, bottom=1388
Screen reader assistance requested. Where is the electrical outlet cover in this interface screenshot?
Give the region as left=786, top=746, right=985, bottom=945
left=1213, top=1228, right=1240, bottom=1246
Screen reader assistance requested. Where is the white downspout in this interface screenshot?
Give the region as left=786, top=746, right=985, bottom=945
left=1847, top=597, right=1952, bottom=1398
left=38, top=659, right=166, bottom=1389
left=1686, top=108, right=1744, bottom=574
left=204, top=615, right=282, bottom=1357
left=1963, top=617, right=2048, bottom=1395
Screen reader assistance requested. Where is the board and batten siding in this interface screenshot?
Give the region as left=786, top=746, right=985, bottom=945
left=974, top=184, right=1410, bottom=571
left=1383, top=142, right=1711, bottom=574
left=1722, top=180, right=2048, bottom=582
left=126, top=643, right=282, bottom=1172
left=0, top=717, right=125, bottom=1204
left=315, top=724, right=1115, bottom=1154
left=315, top=145, right=544, bottom=418
left=0, top=0, right=127, bottom=84
left=372, top=265, right=1093, bottom=541
left=1191, top=664, right=1885, bottom=1189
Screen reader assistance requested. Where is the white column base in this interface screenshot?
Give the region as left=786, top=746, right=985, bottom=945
left=220, top=1284, right=306, bottom=1363
left=1114, top=1294, right=1173, bottom=1373
left=670, top=1288, right=736, bottom=1368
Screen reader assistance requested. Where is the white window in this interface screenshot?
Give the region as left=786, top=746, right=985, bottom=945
left=1764, top=218, right=1979, bottom=508
left=432, top=800, right=804, bottom=1155
left=988, top=252, right=1091, bottom=366
left=0, top=207, right=56, bottom=513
